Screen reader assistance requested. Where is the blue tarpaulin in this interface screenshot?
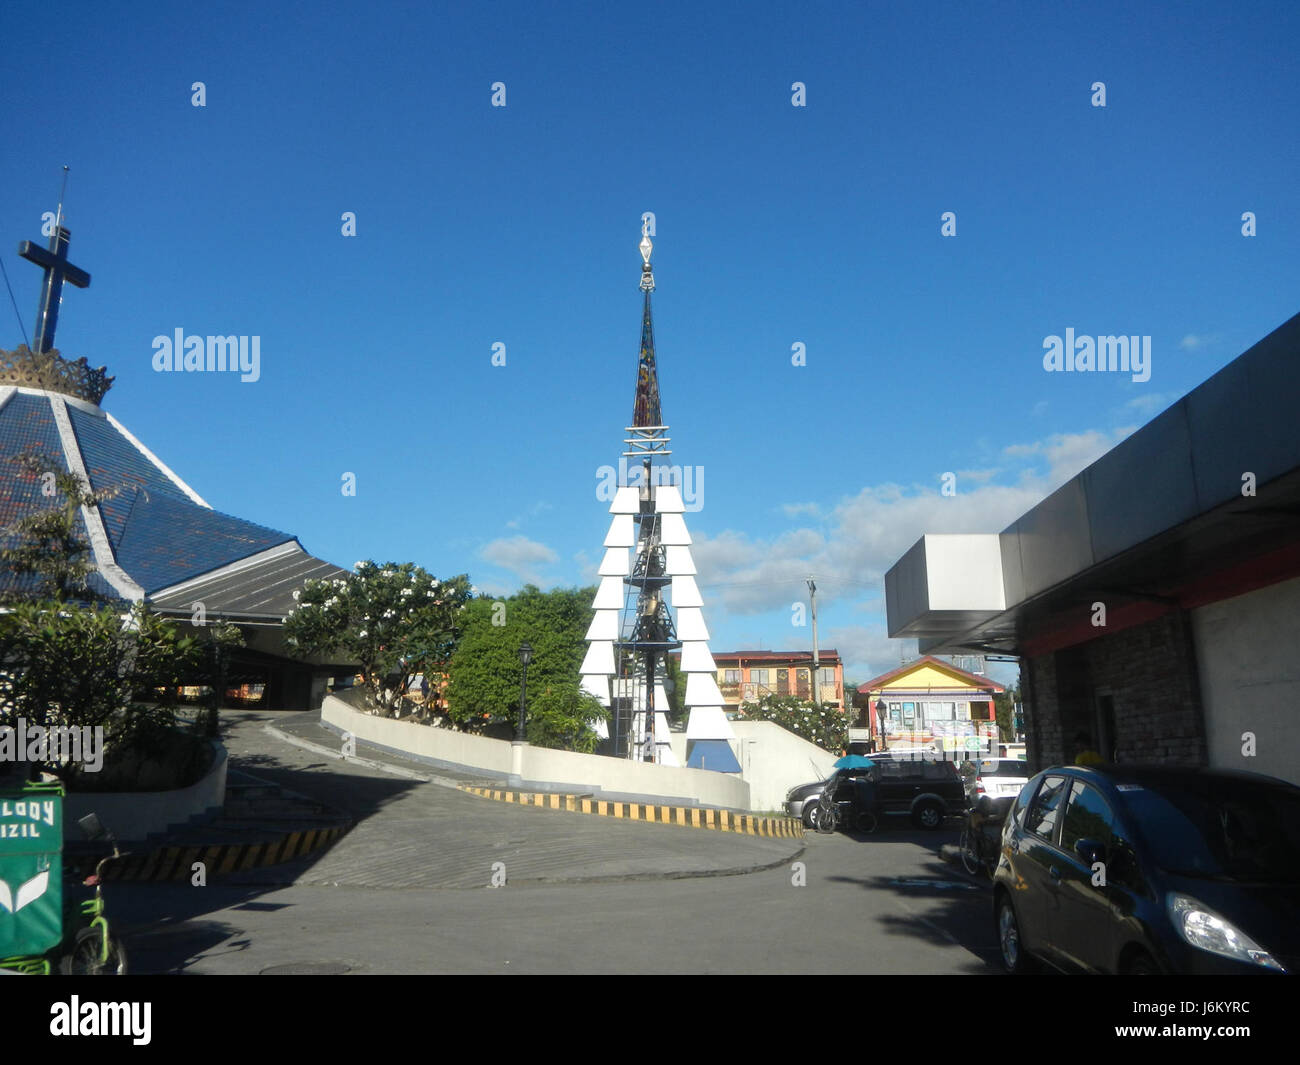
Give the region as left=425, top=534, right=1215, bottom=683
left=686, top=740, right=742, bottom=773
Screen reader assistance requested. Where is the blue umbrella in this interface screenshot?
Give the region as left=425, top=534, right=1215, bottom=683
left=833, top=755, right=876, bottom=770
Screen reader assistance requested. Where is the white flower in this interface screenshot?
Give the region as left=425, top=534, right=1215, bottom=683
left=400, top=587, right=412, bottom=597
left=359, top=629, right=368, bottom=637
left=292, top=590, right=300, bottom=601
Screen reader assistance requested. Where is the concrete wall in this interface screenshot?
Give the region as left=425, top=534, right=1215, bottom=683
left=322, top=696, right=513, bottom=774
left=63, top=742, right=227, bottom=843
left=322, top=697, right=750, bottom=810
left=729, top=720, right=839, bottom=812
left=1192, top=575, right=1300, bottom=787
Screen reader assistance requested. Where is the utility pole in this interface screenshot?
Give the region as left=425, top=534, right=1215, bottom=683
left=807, top=577, right=821, bottom=710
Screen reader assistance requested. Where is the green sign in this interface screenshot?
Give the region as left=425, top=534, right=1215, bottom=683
left=0, top=785, right=63, bottom=957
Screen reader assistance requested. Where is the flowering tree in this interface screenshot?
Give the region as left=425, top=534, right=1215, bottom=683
left=739, top=692, right=848, bottom=753
left=284, top=561, right=473, bottom=713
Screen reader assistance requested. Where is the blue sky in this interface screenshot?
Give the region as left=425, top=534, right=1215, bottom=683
left=3, top=1, right=1298, bottom=688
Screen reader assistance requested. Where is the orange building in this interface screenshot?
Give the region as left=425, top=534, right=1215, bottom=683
left=708, top=650, right=845, bottom=714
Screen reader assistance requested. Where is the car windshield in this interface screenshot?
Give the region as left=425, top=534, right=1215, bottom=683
left=1119, top=778, right=1300, bottom=882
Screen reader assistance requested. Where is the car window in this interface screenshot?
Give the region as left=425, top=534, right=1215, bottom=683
left=1119, top=779, right=1300, bottom=882
left=1026, top=775, right=1069, bottom=842
left=1060, top=782, right=1116, bottom=855
left=921, top=761, right=953, bottom=780
left=1009, top=778, right=1036, bottom=826
left=875, top=761, right=905, bottom=780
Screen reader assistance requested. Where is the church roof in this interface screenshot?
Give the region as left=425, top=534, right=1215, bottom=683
left=0, top=384, right=338, bottom=612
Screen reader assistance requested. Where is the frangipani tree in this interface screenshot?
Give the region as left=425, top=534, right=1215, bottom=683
left=284, top=561, right=472, bottom=713
left=739, top=692, right=849, bottom=753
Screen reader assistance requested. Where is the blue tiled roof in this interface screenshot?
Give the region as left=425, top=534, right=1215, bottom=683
left=66, top=405, right=191, bottom=549
left=0, top=391, right=294, bottom=598
left=115, top=490, right=292, bottom=593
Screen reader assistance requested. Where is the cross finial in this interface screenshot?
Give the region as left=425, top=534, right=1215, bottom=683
left=18, top=169, right=91, bottom=353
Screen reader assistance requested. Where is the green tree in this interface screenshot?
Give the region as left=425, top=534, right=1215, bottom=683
left=993, top=680, right=1021, bottom=742
left=525, top=680, right=609, bottom=753
left=739, top=691, right=848, bottom=753
left=0, top=450, right=123, bottom=604
left=0, top=601, right=204, bottom=782
left=284, top=562, right=473, bottom=713
left=446, top=584, right=597, bottom=735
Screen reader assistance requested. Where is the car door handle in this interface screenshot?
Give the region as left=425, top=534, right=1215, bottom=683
left=1049, top=866, right=1061, bottom=882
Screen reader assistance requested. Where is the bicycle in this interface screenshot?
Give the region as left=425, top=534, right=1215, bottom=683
left=813, top=791, right=878, bottom=834
left=958, top=797, right=1011, bottom=879
left=0, top=806, right=128, bottom=976
left=60, top=843, right=128, bottom=975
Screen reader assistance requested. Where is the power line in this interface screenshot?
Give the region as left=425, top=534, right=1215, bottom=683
left=0, top=255, right=30, bottom=348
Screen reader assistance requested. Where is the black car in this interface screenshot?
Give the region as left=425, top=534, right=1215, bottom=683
left=993, top=764, right=1300, bottom=974
left=799, top=754, right=966, bottom=831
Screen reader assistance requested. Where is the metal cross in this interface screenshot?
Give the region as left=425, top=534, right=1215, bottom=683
left=18, top=225, right=91, bottom=353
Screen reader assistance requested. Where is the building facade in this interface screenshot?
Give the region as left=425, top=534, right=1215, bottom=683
left=852, top=656, right=1002, bottom=753
left=708, top=650, right=844, bottom=713
left=884, top=310, right=1300, bottom=787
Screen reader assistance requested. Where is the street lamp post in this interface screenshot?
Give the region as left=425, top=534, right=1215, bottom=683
left=517, top=641, right=533, bottom=742
left=875, top=698, right=888, bottom=753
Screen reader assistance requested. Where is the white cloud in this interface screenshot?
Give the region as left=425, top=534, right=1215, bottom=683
left=691, top=427, right=1133, bottom=622
left=1125, top=392, right=1175, bottom=416
left=781, top=501, right=823, bottom=518
left=1179, top=333, right=1218, bottom=351
left=478, top=535, right=558, bottom=585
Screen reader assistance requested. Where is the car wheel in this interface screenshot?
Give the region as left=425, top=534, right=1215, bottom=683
left=802, top=803, right=820, bottom=829
left=996, top=895, right=1036, bottom=975
left=1123, top=950, right=1161, bottom=975
left=959, top=826, right=981, bottom=875
left=912, top=801, right=944, bottom=830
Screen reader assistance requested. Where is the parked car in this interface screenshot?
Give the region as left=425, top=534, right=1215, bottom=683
left=786, top=754, right=966, bottom=831
left=993, top=764, right=1300, bottom=974
left=961, top=757, right=1030, bottom=802
left=786, top=776, right=840, bottom=828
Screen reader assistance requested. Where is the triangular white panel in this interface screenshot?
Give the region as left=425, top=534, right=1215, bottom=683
left=599, top=547, right=629, bottom=576
left=580, top=641, right=615, bottom=675
left=658, top=512, right=692, bottom=545
left=686, top=706, right=736, bottom=741
left=582, top=674, right=610, bottom=705
left=670, top=575, right=703, bottom=609
left=664, top=545, right=696, bottom=575
left=610, top=486, right=641, bottom=514
left=593, top=576, right=625, bottom=609
left=653, top=485, right=685, bottom=513
left=685, top=672, right=725, bottom=707
left=680, top=641, right=716, bottom=673
left=676, top=608, right=710, bottom=641
left=585, top=609, right=620, bottom=640
left=604, top=514, right=635, bottom=547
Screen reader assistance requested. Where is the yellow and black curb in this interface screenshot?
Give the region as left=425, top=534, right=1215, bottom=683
left=459, top=785, right=804, bottom=839
left=99, top=823, right=353, bottom=882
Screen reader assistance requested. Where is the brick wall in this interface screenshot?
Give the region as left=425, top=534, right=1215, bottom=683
left=1023, top=609, right=1207, bottom=772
